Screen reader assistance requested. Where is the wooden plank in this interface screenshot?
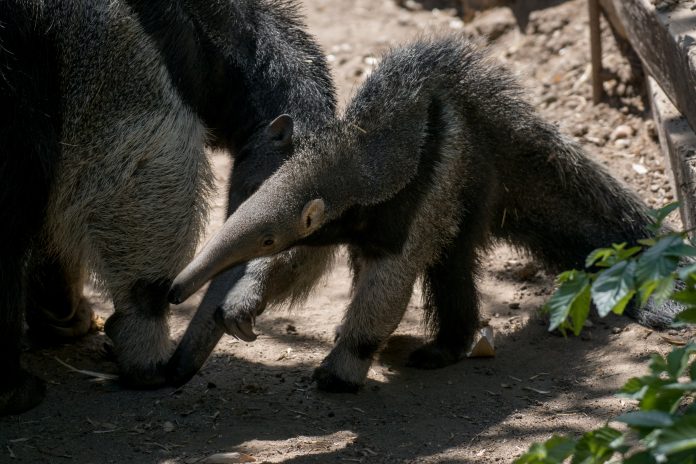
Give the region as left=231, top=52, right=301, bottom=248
left=598, top=0, right=627, bottom=39
left=589, top=0, right=604, bottom=103
left=609, top=0, right=696, bottom=134
left=648, top=77, right=696, bottom=230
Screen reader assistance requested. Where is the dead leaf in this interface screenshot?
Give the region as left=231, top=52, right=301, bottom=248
left=467, top=327, right=495, bottom=358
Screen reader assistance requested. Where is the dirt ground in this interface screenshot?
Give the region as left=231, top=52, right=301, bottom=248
left=2, top=1, right=696, bottom=463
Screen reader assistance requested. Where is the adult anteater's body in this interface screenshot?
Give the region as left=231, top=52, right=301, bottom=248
left=0, top=0, right=335, bottom=415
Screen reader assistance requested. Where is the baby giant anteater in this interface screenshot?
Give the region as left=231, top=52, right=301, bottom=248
left=169, top=37, right=681, bottom=392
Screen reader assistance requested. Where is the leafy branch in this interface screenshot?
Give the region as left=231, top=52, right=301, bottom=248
left=545, top=203, right=696, bottom=336
left=516, top=203, right=696, bottom=463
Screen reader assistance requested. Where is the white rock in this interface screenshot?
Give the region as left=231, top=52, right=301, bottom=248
left=632, top=163, right=648, bottom=175
left=611, top=125, right=634, bottom=140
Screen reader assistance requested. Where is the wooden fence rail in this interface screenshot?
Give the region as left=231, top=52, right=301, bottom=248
left=592, top=0, right=696, bottom=227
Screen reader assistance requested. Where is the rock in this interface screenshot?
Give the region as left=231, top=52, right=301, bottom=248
left=163, top=421, right=175, bottom=433
left=632, top=163, right=648, bottom=175
left=473, top=9, right=516, bottom=42
left=610, top=125, right=634, bottom=140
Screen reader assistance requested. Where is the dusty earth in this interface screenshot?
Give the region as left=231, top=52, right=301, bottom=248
left=2, top=1, right=696, bottom=463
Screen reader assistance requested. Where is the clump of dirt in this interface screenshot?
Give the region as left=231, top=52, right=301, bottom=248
left=1, top=1, right=693, bottom=463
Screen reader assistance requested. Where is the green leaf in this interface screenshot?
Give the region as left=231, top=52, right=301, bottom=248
left=647, top=202, right=680, bottom=226
left=615, top=411, right=674, bottom=428
left=635, top=236, right=686, bottom=284
left=586, top=247, right=617, bottom=268
left=569, top=285, right=592, bottom=336
left=678, top=262, right=696, bottom=280
left=621, top=377, right=648, bottom=396
left=544, top=436, right=577, bottom=461
left=676, top=307, right=696, bottom=324
left=650, top=276, right=676, bottom=308
left=546, top=271, right=592, bottom=332
left=639, top=387, right=684, bottom=413
left=655, top=415, right=696, bottom=456
left=661, top=381, right=696, bottom=391
left=514, top=435, right=577, bottom=464
left=639, top=238, right=657, bottom=247
left=571, top=427, right=621, bottom=464
left=650, top=354, right=669, bottom=376
left=617, top=246, right=642, bottom=261
left=623, top=451, right=657, bottom=464
left=673, top=289, right=696, bottom=306
left=667, top=345, right=696, bottom=379
left=591, top=261, right=636, bottom=317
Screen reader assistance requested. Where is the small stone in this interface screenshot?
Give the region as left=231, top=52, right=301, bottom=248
left=611, top=125, right=634, bottom=140
left=163, top=421, right=175, bottom=433
left=632, top=163, right=648, bottom=175
left=612, top=327, right=622, bottom=334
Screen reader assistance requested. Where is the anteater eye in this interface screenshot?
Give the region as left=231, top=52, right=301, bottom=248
left=262, top=237, right=275, bottom=247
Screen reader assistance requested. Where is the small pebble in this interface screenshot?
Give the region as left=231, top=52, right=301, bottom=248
left=611, top=125, right=634, bottom=140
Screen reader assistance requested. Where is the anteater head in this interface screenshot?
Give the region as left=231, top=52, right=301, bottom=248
left=168, top=165, right=328, bottom=305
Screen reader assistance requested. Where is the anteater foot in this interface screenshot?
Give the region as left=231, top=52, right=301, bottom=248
left=312, top=364, right=362, bottom=393
left=118, top=363, right=168, bottom=389
left=407, top=342, right=464, bottom=369
left=0, top=370, right=46, bottom=416
left=27, top=298, right=95, bottom=341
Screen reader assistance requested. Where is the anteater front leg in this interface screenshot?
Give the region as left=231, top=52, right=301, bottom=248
left=313, top=253, right=417, bottom=392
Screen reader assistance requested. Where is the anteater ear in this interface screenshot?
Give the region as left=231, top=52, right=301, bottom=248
left=300, top=199, right=325, bottom=236
left=267, top=114, right=294, bottom=147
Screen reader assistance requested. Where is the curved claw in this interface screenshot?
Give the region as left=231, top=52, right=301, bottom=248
left=227, top=316, right=258, bottom=342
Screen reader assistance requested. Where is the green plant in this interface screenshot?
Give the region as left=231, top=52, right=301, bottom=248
left=545, top=203, right=696, bottom=336
left=515, top=203, right=696, bottom=463
left=515, top=344, right=696, bottom=464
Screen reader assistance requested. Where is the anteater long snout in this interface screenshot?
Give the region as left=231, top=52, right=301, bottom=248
left=169, top=225, right=258, bottom=304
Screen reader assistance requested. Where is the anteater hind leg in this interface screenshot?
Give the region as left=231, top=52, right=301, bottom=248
left=26, top=253, right=93, bottom=341
left=408, top=231, right=481, bottom=369
left=0, top=252, right=46, bottom=416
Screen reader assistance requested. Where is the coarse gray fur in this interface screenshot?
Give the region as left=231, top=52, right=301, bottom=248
left=170, top=36, right=683, bottom=392
left=45, top=0, right=214, bottom=381
left=1, top=0, right=336, bottom=414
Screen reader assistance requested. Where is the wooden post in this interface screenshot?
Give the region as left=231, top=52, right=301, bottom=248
left=588, top=0, right=603, bottom=104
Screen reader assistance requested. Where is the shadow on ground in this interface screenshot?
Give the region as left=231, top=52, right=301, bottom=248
left=0, top=266, right=651, bottom=464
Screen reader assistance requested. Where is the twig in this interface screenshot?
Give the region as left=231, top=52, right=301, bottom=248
left=54, top=357, right=118, bottom=381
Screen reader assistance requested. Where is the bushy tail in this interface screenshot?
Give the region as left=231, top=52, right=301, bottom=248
left=493, top=124, right=682, bottom=328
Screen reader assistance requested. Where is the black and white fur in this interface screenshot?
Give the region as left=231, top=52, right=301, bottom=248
left=169, top=37, right=682, bottom=393
left=0, top=0, right=335, bottom=415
